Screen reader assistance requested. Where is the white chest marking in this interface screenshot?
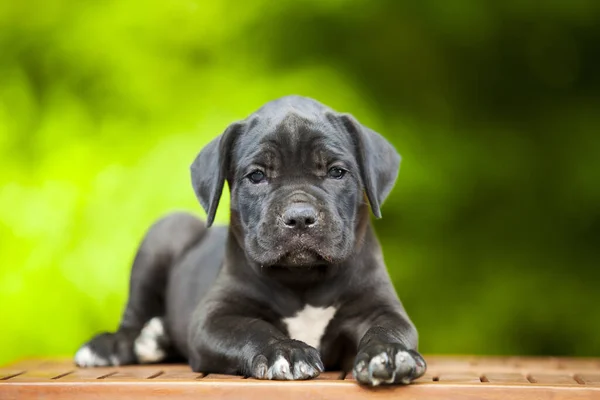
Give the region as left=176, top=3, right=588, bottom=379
left=282, top=305, right=337, bottom=349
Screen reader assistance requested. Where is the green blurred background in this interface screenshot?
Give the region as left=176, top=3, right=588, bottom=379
left=1, top=0, right=599, bottom=365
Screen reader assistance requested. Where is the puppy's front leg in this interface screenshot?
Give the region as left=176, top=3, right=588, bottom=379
left=353, top=312, right=426, bottom=386
left=190, top=314, right=324, bottom=380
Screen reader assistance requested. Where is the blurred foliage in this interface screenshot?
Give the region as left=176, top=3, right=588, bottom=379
left=1, top=0, right=599, bottom=365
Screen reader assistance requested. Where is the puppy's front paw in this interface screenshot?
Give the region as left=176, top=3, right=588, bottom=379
left=75, top=332, right=133, bottom=367
left=251, top=339, right=324, bottom=380
left=75, top=329, right=143, bottom=367
left=353, top=343, right=426, bottom=386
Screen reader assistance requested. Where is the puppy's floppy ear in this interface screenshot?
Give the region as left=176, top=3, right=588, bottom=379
left=337, top=114, right=401, bottom=218
left=190, top=122, right=243, bottom=227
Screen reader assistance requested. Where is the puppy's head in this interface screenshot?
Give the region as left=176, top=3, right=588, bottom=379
left=191, top=96, right=400, bottom=270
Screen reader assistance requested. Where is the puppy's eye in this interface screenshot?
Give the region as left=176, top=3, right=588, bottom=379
left=328, top=167, right=346, bottom=179
left=248, top=170, right=266, bottom=184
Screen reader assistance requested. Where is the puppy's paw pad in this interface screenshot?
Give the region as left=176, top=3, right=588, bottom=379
left=353, top=344, right=426, bottom=386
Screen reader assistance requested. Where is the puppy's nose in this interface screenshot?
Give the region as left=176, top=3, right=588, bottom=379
left=282, top=203, right=318, bottom=229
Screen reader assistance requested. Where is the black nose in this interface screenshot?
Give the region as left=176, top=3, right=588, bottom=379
left=282, top=203, right=318, bottom=229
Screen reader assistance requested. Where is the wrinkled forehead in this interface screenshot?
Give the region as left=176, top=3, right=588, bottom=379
left=234, top=114, right=354, bottom=169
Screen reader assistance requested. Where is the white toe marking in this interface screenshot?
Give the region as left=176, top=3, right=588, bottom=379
left=268, top=356, right=293, bottom=380
left=369, top=352, right=396, bottom=386
left=395, top=350, right=415, bottom=371
left=293, top=360, right=314, bottom=378
left=74, top=346, right=110, bottom=367
left=371, top=352, right=389, bottom=366
left=134, top=317, right=167, bottom=364
left=395, top=350, right=417, bottom=383
left=282, top=305, right=336, bottom=349
left=355, top=360, right=366, bottom=371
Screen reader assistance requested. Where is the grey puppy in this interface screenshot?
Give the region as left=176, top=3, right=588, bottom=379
left=74, top=95, right=426, bottom=386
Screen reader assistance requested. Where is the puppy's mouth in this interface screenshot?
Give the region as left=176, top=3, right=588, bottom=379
left=273, top=250, right=329, bottom=268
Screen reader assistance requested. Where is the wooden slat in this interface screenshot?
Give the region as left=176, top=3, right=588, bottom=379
left=0, top=358, right=74, bottom=382
left=510, top=357, right=561, bottom=370
left=202, top=374, right=245, bottom=380
left=2, top=356, right=600, bottom=399
left=1, top=359, right=78, bottom=382
left=528, top=373, right=578, bottom=385
left=152, top=370, right=204, bottom=380
left=103, top=369, right=165, bottom=380
left=0, top=371, right=24, bottom=381
left=482, top=373, right=529, bottom=384
left=315, top=371, right=345, bottom=380
left=436, top=372, right=482, bottom=383
left=557, top=358, right=600, bottom=371
left=60, top=365, right=189, bottom=381
left=58, top=367, right=122, bottom=381
left=468, top=357, right=510, bottom=367
left=7, top=369, right=75, bottom=382
left=1, top=381, right=600, bottom=400
left=425, top=356, right=475, bottom=370
left=576, top=374, right=600, bottom=386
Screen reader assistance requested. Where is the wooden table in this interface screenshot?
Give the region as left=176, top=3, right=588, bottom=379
left=2, top=356, right=600, bottom=399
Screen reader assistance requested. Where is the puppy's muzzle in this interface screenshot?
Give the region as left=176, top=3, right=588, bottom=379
left=281, top=202, right=319, bottom=230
